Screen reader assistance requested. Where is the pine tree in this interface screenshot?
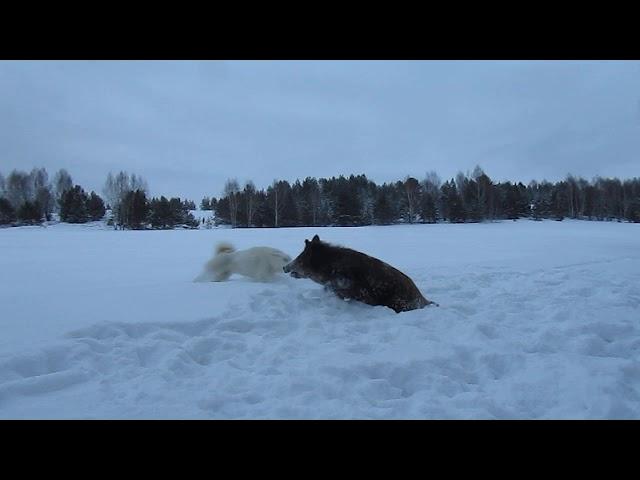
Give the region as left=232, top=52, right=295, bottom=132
left=0, top=197, right=16, bottom=225
left=214, top=197, right=231, bottom=225
left=53, top=169, right=73, bottom=212
left=358, top=179, right=377, bottom=226
left=582, top=185, right=598, bottom=220
left=460, top=176, right=482, bottom=222
left=373, top=187, right=395, bottom=225
left=86, top=192, right=106, bottom=221
left=60, top=185, right=89, bottom=223
left=224, top=179, right=240, bottom=227
left=470, top=166, right=494, bottom=221
left=550, top=183, right=569, bottom=221
left=17, top=200, right=43, bottom=224
left=183, top=211, right=200, bottom=229
left=625, top=198, right=640, bottom=223
left=299, top=177, right=321, bottom=226
left=440, top=180, right=465, bottom=223
left=103, top=171, right=148, bottom=229
left=419, top=192, right=438, bottom=223
left=120, top=189, right=149, bottom=229
left=501, top=182, right=528, bottom=220
left=251, top=191, right=269, bottom=227
left=529, top=180, right=553, bottom=220
left=421, top=171, right=441, bottom=223
left=168, top=197, right=185, bottom=226
left=149, top=196, right=172, bottom=228
left=331, top=177, right=362, bottom=226
left=277, top=181, right=298, bottom=227
left=243, top=181, right=257, bottom=227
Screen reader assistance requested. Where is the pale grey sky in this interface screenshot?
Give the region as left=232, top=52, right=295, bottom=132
left=1, top=60, right=638, bottom=201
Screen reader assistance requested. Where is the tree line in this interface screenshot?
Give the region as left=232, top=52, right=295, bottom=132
left=0, top=168, right=198, bottom=229
left=0, top=168, right=104, bottom=226
left=3, top=165, right=639, bottom=230
left=102, top=171, right=198, bottom=230
left=204, top=166, right=640, bottom=227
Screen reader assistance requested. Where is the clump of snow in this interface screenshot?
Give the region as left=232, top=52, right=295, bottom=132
left=0, top=220, right=638, bottom=418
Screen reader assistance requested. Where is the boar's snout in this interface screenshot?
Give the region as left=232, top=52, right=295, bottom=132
left=283, top=261, right=302, bottom=278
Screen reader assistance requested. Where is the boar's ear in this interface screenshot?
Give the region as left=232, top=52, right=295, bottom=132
left=312, top=234, right=320, bottom=243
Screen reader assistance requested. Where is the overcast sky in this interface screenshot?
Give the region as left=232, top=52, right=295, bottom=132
left=1, top=60, right=638, bottom=201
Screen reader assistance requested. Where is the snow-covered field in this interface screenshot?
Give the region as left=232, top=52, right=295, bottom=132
left=0, top=220, right=638, bottom=419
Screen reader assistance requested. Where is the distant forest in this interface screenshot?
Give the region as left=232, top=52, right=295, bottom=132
left=205, top=166, right=640, bottom=227
left=0, top=168, right=197, bottom=229
left=1, top=166, right=639, bottom=229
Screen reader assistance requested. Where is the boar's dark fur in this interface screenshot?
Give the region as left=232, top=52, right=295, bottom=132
left=284, top=235, right=437, bottom=313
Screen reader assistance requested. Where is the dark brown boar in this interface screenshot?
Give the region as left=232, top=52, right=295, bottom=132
left=283, top=235, right=437, bottom=313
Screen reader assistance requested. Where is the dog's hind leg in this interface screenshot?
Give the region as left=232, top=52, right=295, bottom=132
left=213, top=270, right=231, bottom=282
left=193, top=272, right=208, bottom=282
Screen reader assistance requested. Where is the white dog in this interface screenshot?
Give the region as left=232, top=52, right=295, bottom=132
left=194, top=242, right=292, bottom=283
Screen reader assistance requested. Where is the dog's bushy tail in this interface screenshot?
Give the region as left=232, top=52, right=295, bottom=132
left=215, top=242, right=235, bottom=255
